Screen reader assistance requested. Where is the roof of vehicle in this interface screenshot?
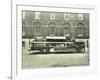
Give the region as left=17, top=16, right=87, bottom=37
left=46, top=36, right=66, bottom=39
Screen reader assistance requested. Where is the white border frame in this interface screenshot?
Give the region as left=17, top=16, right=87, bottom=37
left=12, top=2, right=97, bottom=80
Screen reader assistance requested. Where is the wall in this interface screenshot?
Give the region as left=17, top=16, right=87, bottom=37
left=22, top=11, right=89, bottom=38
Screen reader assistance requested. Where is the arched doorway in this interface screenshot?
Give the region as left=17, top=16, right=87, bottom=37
left=48, top=22, right=56, bottom=36
left=33, top=22, right=42, bottom=36
left=77, top=22, right=84, bottom=27
left=76, top=22, right=85, bottom=38
left=63, top=22, right=71, bottom=36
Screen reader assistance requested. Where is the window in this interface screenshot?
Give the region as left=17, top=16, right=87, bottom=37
left=78, top=14, right=83, bottom=20
left=77, top=22, right=85, bottom=36
left=64, top=13, right=69, bottom=20
left=70, top=14, right=77, bottom=20
left=77, top=27, right=84, bottom=36
left=33, top=22, right=42, bottom=35
left=48, top=22, right=56, bottom=35
left=50, top=13, right=55, bottom=19
left=35, top=12, right=40, bottom=19
left=63, top=22, right=71, bottom=35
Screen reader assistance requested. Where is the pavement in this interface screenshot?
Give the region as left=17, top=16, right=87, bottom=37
left=22, top=48, right=89, bottom=69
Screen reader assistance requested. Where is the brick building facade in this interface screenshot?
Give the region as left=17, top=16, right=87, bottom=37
left=22, top=11, right=89, bottom=39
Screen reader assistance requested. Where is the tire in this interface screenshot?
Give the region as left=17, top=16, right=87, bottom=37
left=80, top=48, right=85, bottom=53
left=40, top=48, right=46, bottom=53
left=46, top=49, right=50, bottom=53
left=76, top=48, right=85, bottom=53
left=43, top=49, right=46, bottom=52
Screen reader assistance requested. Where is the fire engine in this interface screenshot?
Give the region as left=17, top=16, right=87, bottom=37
left=29, top=35, right=85, bottom=53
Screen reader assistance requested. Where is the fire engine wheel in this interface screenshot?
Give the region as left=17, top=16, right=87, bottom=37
left=80, top=48, right=85, bottom=53
left=42, top=49, right=46, bottom=53
left=40, top=49, right=50, bottom=53
left=46, top=49, right=50, bottom=53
